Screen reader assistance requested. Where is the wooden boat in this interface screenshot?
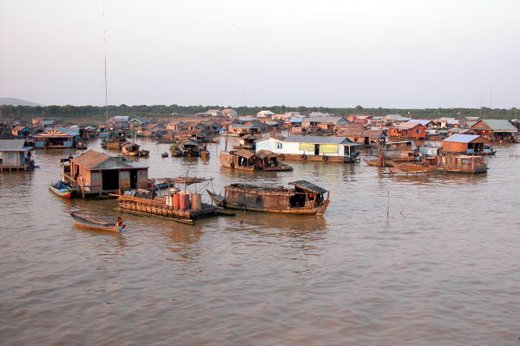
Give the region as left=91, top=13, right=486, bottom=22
left=170, top=140, right=202, bottom=157
left=49, top=180, right=75, bottom=198
left=70, top=211, right=125, bottom=232
left=436, top=155, right=488, bottom=174
left=121, top=142, right=149, bottom=157
left=161, top=152, right=169, bottom=158
left=116, top=177, right=234, bottom=225
left=208, top=180, right=329, bottom=215
left=219, top=149, right=293, bottom=172
left=389, top=162, right=437, bottom=175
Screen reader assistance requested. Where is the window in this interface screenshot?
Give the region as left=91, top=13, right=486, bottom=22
left=276, top=142, right=283, bottom=149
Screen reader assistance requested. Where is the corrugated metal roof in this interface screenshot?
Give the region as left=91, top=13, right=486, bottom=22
left=290, top=180, right=328, bottom=194
left=72, top=150, right=112, bottom=168
left=409, top=119, right=431, bottom=126
left=235, top=149, right=256, bottom=159
left=284, top=136, right=348, bottom=145
left=36, top=127, right=79, bottom=138
left=0, top=139, right=31, bottom=151
left=478, top=119, right=518, bottom=132
left=395, top=121, right=426, bottom=130
left=303, top=116, right=345, bottom=124
left=71, top=150, right=145, bottom=170
left=443, top=134, right=481, bottom=143
left=255, top=150, right=275, bottom=159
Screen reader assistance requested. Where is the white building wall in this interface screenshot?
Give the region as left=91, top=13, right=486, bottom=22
left=256, top=138, right=345, bottom=157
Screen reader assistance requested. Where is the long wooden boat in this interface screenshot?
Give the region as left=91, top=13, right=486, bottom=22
left=389, top=162, right=437, bottom=175
left=208, top=180, right=329, bottom=215
left=436, top=155, right=488, bottom=174
left=49, top=181, right=75, bottom=198
left=70, top=211, right=125, bottom=232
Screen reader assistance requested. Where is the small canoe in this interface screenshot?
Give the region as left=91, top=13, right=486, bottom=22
left=161, top=152, right=169, bottom=158
left=70, top=211, right=125, bottom=232
left=49, top=181, right=75, bottom=198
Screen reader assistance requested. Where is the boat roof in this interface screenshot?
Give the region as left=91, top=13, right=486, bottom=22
left=153, top=177, right=211, bottom=185
left=255, top=150, right=276, bottom=159
left=233, top=149, right=256, bottom=159
left=289, top=180, right=328, bottom=194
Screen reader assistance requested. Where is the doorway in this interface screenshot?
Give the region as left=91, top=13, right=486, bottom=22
left=130, top=169, right=138, bottom=189
left=314, top=144, right=320, bottom=156
left=102, top=170, right=119, bottom=191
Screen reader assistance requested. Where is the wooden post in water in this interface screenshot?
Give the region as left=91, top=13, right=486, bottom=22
left=386, top=190, right=390, bottom=221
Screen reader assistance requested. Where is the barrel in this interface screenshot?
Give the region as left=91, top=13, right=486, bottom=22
left=173, top=193, right=181, bottom=209
left=191, top=193, right=201, bottom=211
left=179, top=192, right=191, bottom=211
left=179, top=192, right=187, bottom=211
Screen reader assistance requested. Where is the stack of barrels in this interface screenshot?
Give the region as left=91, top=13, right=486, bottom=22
left=165, top=190, right=202, bottom=212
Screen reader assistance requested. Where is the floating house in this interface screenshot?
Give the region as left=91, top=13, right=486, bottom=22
left=470, top=119, right=518, bottom=142
left=108, top=116, right=130, bottom=130
left=388, top=121, right=426, bottom=139
left=227, top=123, right=261, bottom=136
left=11, top=125, right=31, bottom=138
left=0, top=139, right=35, bottom=171
left=34, top=127, right=80, bottom=148
left=63, top=150, right=148, bottom=197
left=441, top=134, right=487, bottom=154
left=255, top=136, right=361, bottom=162
left=337, top=126, right=387, bottom=146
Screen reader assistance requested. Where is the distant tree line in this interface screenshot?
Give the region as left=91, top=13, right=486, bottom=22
left=0, top=104, right=517, bottom=121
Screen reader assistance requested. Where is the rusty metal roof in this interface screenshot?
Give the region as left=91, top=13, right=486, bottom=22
left=235, top=149, right=256, bottom=159
left=71, top=150, right=146, bottom=170
left=289, top=180, right=328, bottom=194
left=255, top=150, right=276, bottom=159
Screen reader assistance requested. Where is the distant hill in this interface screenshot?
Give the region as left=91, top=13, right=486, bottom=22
left=0, top=98, right=42, bottom=106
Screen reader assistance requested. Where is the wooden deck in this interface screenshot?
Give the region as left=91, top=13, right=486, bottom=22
left=0, top=164, right=33, bottom=171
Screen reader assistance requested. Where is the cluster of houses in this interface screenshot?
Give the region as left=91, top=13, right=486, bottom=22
left=0, top=108, right=518, bottom=173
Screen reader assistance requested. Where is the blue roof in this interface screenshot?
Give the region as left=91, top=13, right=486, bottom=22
left=58, top=127, right=80, bottom=136
left=443, top=134, right=481, bottom=143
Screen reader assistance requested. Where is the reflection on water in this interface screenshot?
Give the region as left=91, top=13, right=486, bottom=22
left=0, top=139, right=519, bottom=345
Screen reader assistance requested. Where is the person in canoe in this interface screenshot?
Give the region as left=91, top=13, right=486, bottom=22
left=115, top=216, right=126, bottom=231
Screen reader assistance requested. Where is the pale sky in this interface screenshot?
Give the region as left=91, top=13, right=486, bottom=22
left=0, top=0, right=519, bottom=108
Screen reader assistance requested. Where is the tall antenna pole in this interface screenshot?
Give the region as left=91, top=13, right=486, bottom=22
left=103, top=2, right=109, bottom=126
left=104, top=56, right=108, bottom=123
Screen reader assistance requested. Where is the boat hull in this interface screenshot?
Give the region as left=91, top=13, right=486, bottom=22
left=49, top=183, right=75, bottom=198
left=70, top=212, right=124, bottom=232
left=207, top=190, right=329, bottom=215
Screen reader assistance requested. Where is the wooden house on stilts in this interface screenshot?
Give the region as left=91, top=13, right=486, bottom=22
left=63, top=150, right=148, bottom=198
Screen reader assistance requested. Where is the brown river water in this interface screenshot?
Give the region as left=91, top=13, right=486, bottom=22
left=1, top=138, right=519, bottom=345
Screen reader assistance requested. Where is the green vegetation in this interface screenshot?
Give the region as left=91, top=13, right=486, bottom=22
left=0, top=104, right=518, bottom=121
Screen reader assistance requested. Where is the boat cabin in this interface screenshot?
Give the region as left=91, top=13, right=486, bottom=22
left=220, top=180, right=329, bottom=214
